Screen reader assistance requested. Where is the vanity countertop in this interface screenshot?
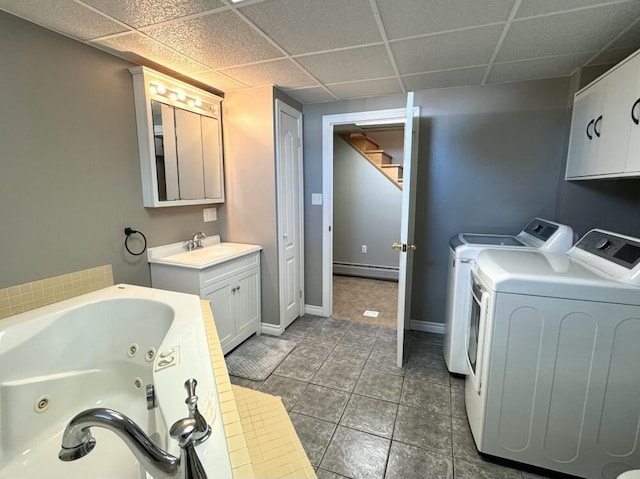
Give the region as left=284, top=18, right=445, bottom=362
left=147, top=235, right=261, bottom=269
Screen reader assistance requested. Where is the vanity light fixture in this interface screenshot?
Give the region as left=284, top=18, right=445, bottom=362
left=148, top=82, right=209, bottom=111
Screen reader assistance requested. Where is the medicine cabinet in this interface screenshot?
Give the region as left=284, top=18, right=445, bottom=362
left=129, top=67, right=225, bottom=207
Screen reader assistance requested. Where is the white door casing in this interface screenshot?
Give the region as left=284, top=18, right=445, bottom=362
left=276, top=100, right=305, bottom=329
left=397, top=92, right=420, bottom=367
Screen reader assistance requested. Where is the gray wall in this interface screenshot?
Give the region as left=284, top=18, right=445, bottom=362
left=333, top=136, right=401, bottom=270
left=303, top=79, right=573, bottom=323
left=0, top=12, right=220, bottom=288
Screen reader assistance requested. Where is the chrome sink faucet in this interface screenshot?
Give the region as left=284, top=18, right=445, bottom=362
left=58, top=408, right=207, bottom=479
left=186, top=232, right=206, bottom=251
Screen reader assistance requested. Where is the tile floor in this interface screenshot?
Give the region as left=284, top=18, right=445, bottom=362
left=332, top=275, right=398, bottom=328
left=229, top=316, right=565, bottom=479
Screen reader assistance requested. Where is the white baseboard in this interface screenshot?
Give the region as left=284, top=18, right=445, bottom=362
left=261, top=322, right=284, bottom=336
left=333, top=262, right=399, bottom=281
left=409, top=320, right=445, bottom=335
left=305, top=304, right=325, bottom=317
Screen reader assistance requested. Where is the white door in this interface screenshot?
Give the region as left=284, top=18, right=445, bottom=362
left=396, top=93, right=420, bottom=367
left=276, top=100, right=304, bottom=329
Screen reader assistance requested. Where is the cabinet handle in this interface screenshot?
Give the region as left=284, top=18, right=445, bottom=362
left=594, top=115, right=602, bottom=138
left=231, top=287, right=237, bottom=294
left=632, top=98, right=640, bottom=125
left=586, top=118, right=594, bottom=140
left=237, top=286, right=241, bottom=292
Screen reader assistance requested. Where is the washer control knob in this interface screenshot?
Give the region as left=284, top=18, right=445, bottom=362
left=595, top=238, right=611, bottom=250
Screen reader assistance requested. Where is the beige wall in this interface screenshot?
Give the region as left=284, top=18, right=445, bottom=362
left=0, top=12, right=219, bottom=289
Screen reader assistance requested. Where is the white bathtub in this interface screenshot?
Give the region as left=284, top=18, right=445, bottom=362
left=0, top=284, right=232, bottom=479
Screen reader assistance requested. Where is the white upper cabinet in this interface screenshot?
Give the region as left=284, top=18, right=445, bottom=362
left=129, top=67, right=225, bottom=207
left=566, top=49, right=640, bottom=180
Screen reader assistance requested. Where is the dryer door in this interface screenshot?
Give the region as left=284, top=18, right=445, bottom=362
left=466, top=274, right=490, bottom=393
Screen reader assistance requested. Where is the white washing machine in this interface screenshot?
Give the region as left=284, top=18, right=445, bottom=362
left=465, top=229, right=640, bottom=479
left=444, top=217, right=574, bottom=374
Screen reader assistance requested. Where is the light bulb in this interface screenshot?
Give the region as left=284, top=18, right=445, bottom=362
left=177, top=91, right=186, bottom=101
left=169, top=92, right=178, bottom=101
left=188, top=99, right=195, bottom=107
left=194, top=98, right=203, bottom=107
left=150, top=85, right=158, bottom=95
left=156, top=84, right=166, bottom=95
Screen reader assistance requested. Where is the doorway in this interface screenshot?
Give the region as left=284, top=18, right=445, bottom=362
left=331, top=125, right=404, bottom=327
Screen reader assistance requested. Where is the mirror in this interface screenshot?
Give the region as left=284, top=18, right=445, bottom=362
left=152, top=100, right=223, bottom=203
left=130, top=66, right=225, bottom=208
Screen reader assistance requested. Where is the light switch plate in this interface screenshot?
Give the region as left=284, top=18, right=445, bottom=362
left=203, top=207, right=217, bottom=222
left=312, top=193, right=323, bottom=205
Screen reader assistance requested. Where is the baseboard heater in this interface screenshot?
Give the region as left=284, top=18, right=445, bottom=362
left=333, top=262, right=399, bottom=281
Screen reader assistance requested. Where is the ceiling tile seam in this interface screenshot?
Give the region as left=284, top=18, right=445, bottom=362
left=369, top=0, right=406, bottom=94
left=492, top=51, right=600, bottom=66
left=400, top=64, right=490, bottom=78
left=182, top=70, right=253, bottom=89
left=324, top=75, right=399, bottom=87
left=387, top=21, right=507, bottom=45
left=481, top=0, right=522, bottom=85
left=580, top=15, right=640, bottom=70
left=514, top=0, right=640, bottom=23
left=72, top=0, right=136, bottom=34
left=219, top=0, right=338, bottom=100
left=135, top=6, right=231, bottom=31
left=291, top=41, right=386, bottom=59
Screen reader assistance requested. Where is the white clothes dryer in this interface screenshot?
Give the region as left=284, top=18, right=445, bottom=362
left=444, top=217, right=574, bottom=374
left=465, top=229, right=640, bottom=479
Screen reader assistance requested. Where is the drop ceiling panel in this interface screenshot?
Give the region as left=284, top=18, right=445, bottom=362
left=328, top=78, right=402, bottom=100
left=220, top=58, right=318, bottom=89
left=391, top=25, right=503, bottom=75
left=487, top=53, right=594, bottom=83
left=95, top=32, right=207, bottom=74
left=402, top=66, right=486, bottom=91
left=376, top=0, right=514, bottom=40
left=497, top=2, right=640, bottom=62
left=0, top=0, right=127, bottom=40
left=284, top=87, right=337, bottom=104
left=297, top=45, right=395, bottom=84
left=608, top=19, right=640, bottom=49
left=239, top=0, right=381, bottom=55
left=81, top=0, right=226, bottom=28
left=143, top=10, right=283, bottom=69
left=188, top=70, right=248, bottom=91
left=515, top=0, right=627, bottom=19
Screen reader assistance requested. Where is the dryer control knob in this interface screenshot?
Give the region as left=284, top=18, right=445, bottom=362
left=595, top=238, right=611, bottom=250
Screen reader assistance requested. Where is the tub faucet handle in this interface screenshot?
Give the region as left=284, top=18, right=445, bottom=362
left=170, top=418, right=208, bottom=479
left=184, top=378, right=211, bottom=445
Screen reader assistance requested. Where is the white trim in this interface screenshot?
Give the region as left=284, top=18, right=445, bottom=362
left=275, top=100, right=305, bottom=329
left=260, top=322, right=284, bottom=336
left=304, top=304, right=325, bottom=317
left=322, top=107, right=408, bottom=318
left=409, top=320, right=445, bottom=335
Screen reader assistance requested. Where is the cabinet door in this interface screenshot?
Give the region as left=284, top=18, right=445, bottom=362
left=175, top=108, right=205, bottom=200
left=599, top=61, right=638, bottom=175
left=566, top=86, right=606, bottom=178
left=201, top=116, right=225, bottom=201
left=234, top=268, right=261, bottom=338
left=201, top=279, right=235, bottom=352
left=625, top=60, right=640, bottom=173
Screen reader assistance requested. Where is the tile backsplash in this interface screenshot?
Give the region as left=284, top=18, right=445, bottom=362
left=0, top=265, right=114, bottom=320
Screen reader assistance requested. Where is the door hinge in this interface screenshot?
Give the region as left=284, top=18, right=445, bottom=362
left=299, top=290, right=302, bottom=298
left=329, top=225, right=332, bottom=232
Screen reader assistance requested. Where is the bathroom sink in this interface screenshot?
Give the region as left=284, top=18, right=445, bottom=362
left=147, top=236, right=261, bottom=269
left=162, top=246, right=238, bottom=265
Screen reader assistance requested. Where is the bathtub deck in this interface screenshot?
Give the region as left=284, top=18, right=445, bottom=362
left=201, top=300, right=315, bottom=479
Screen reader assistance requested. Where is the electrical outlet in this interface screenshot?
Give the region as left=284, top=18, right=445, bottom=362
left=203, top=208, right=217, bottom=222
left=311, top=193, right=323, bottom=205
left=361, top=245, right=367, bottom=254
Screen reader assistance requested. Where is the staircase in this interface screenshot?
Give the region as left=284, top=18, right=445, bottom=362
left=340, top=132, right=403, bottom=189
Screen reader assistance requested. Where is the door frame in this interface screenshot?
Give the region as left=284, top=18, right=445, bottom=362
left=275, top=99, right=305, bottom=327
left=321, top=107, right=412, bottom=317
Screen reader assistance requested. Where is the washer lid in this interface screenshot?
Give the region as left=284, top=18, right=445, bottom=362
left=459, top=233, right=525, bottom=246
left=475, top=249, right=640, bottom=305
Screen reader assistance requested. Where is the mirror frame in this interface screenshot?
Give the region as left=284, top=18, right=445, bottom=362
left=129, top=66, right=225, bottom=208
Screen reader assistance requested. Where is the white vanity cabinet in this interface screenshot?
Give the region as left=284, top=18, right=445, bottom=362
left=566, top=49, right=640, bottom=179
left=130, top=67, right=225, bottom=207
left=148, top=241, right=261, bottom=354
